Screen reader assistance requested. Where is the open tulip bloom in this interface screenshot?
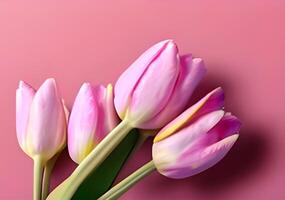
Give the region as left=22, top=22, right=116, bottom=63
left=16, top=40, right=241, bottom=200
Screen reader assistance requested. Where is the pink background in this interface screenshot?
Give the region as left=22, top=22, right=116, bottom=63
left=1, top=1, right=285, bottom=199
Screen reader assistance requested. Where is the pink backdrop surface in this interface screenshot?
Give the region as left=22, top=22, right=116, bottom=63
left=1, top=1, right=285, bottom=199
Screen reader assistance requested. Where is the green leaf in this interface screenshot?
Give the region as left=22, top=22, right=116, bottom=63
left=71, top=129, right=139, bottom=200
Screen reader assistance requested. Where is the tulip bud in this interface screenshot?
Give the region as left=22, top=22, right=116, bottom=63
left=114, top=40, right=206, bottom=129
left=68, top=83, right=119, bottom=164
left=152, top=88, right=241, bottom=179
left=16, top=78, right=67, bottom=162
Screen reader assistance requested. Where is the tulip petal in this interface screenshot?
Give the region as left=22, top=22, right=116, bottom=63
left=128, top=41, right=180, bottom=125
left=161, top=134, right=239, bottom=179
left=27, top=78, right=66, bottom=161
left=154, top=87, right=224, bottom=143
left=152, top=110, right=224, bottom=174
left=105, top=84, right=118, bottom=130
left=140, top=55, right=206, bottom=129
left=93, top=84, right=119, bottom=141
left=62, top=99, right=70, bottom=121
left=176, top=114, right=241, bottom=159
left=114, top=40, right=172, bottom=119
left=68, top=83, right=98, bottom=164
left=161, top=115, right=241, bottom=179
left=68, top=83, right=119, bottom=164
left=195, top=114, right=242, bottom=148
left=16, top=81, right=35, bottom=153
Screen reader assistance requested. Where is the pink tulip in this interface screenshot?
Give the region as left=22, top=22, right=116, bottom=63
left=114, top=40, right=206, bottom=129
left=68, top=83, right=119, bottom=164
left=16, top=78, right=67, bottom=162
left=152, top=88, right=241, bottom=179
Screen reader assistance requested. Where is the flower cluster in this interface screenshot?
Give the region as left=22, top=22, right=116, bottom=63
left=16, top=40, right=241, bottom=200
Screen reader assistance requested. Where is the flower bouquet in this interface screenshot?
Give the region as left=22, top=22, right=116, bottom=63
left=16, top=40, right=241, bottom=200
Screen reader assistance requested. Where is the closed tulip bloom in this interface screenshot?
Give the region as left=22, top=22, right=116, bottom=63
left=68, top=83, right=119, bottom=164
left=16, top=78, right=67, bottom=200
left=152, top=88, right=241, bottom=179
left=114, top=40, right=206, bottom=129
left=16, top=78, right=67, bottom=162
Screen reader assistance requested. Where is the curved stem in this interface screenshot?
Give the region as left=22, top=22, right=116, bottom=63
left=47, top=120, right=133, bottom=200
left=34, top=156, right=44, bottom=200
left=98, top=160, right=156, bottom=200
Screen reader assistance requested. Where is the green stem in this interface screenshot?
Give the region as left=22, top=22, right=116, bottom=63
left=98, top=160, right=156, bottom=200
left=47, top=120, right=133, bottom=200
left=34, top=156, right=44, bottom=200
left=42, top=153, right=60, bottom=200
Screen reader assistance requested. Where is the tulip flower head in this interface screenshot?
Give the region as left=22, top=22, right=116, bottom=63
left=114, top=40, right=206, bottom=129
left=16, top=79, right=67, bottom=163
left=68, top=83, right=119, bottom=164
left=152, top=88, right=241, bottom=179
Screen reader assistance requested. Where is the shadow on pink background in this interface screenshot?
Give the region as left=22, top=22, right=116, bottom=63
left=0, top=1, right=284, bottom=199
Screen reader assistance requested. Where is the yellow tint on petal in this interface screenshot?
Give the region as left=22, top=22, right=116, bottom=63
left=153, top=95, right=209, bottom=143
left=25, top=136, right=34, bottom=157
left=106, top=84, right=113, bottom=97
left=77, top=139, right=98, bottom=164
